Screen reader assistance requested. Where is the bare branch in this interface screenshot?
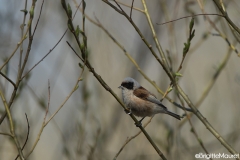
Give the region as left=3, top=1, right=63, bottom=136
left=113, top=117, right=153, bottom=160
left=212, top=0, right=240, bottom=35
left=0, top=91, right=25, bottom=160
left=130, top=0, right=134, bottom=19
left=0, top=72, right=17, bottom=89
left=157, top=13, right=224, bottom=25
left=15, top=113, right=30, bottom=160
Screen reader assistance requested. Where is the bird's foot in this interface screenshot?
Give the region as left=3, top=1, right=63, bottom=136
left=124, top=108, right=132, bottom=115
left=135, top=121, right=142, bottom=127
left=134, top=117, right=145, bottom=127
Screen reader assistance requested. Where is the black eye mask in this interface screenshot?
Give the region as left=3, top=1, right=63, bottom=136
left=121, top=81, right=134, bottom=90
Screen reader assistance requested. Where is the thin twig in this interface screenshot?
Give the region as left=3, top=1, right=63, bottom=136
left=212, top=0, right=240, bottom=35
left=214, top=33, right=239, bottom=56
left=179, top=47, right=233, bottom=127
left=18, top=0, right=36, bottom=80
left=113, top=117, right=153, bottom=160
left=113, top=0, right=125, bottom=14
left=18, top=0, right=28, bottom=76
left=0, top=30, right=28, bottom=71
left=0, top=91, right=25, bottom=160
left=46, top=80, right=50, bottom=122
left=66, top=41, right=84, bottom=61
left=25, top=80, right=51, bottom=158
left=0, top=132, right=13, bottom=138
left=160, top=0, right=177, bottom=73
left=157, top=13, right=224, bottom=25
left=15, top=113, right=30, bottom=160
left=21, top=29, right=68, bottom=80
left=26, top=73, right=82, bottom=157
left=176, top=84, right=238, bottom=156
left=33, top=0, right=45, bottom=36
left=130, top=0, right=134, bottom=19
left=0, top=72, right=17, bottom=89
left=196, top=0, right=239, bottom=56
left=141, top=0, right=170, bottom=74
left=113, top=0, right=144, bottom=13
left=26, top=76, right=77, bottom=158
left=44, top=77, right=82, bottom=126
left=82, top=0, right=88, bottom=65
left=176, top=94, right=212, bottom=159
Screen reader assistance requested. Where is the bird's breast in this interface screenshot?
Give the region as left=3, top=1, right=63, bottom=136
left=128, top=95, right=155, bottom=117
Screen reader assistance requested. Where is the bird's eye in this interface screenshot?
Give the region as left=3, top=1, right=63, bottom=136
left=121, top=82, right=134, bottom=90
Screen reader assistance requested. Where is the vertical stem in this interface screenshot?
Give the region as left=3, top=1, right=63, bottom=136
left=141, top=0, right=169, bottom=70
left=19, top=0, right=28, bottom=74
left=0, top=91, right=25, bottom=160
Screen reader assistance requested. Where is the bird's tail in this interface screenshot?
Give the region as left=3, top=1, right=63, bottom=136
left=166, top=111, right=181, bottom=120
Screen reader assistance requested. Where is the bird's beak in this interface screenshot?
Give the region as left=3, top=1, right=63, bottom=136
left=118, top=86, right=123, bottom=89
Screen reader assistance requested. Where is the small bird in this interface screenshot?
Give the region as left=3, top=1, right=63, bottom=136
left=118, top=77, right=181, bottom=126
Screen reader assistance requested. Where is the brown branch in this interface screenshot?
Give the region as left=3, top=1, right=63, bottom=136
left=113, top=117, right=153, bottom=160
left=130, top=0, right=134, bottom=19
left=0, top=91, right=25, bottom=160
left=15, top=113, right=30, bottom=160
left=212, top=0, right=240, bottom=35
left=33, top=0, right=45, bottom=36
left=0, top=72, right=17, bottom=89
left=113, top=0, right=144, bottom=13
left=0, top=132, right=13, bottom=138
left=25, top=80, right=51, bottom=158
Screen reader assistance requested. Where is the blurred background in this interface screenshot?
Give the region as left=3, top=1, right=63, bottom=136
left=0, top=0, right=240, bottom=159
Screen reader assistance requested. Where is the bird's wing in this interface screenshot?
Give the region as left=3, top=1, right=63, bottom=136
left=133, top=86, right=167, bottom=109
